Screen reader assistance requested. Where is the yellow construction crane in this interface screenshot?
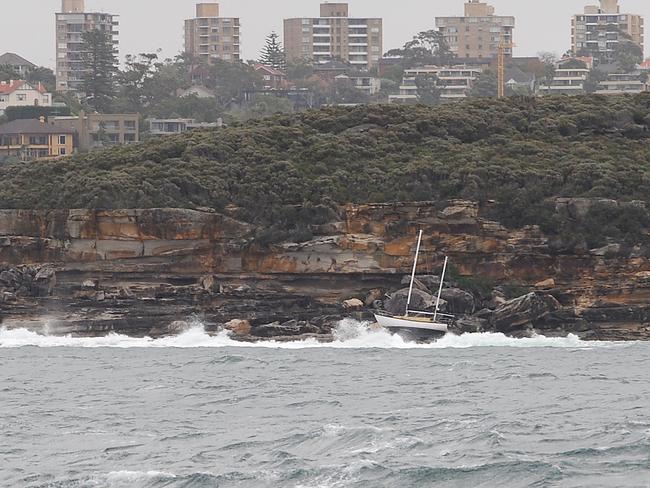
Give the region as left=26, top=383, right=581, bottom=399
left=497, top=37, right=516, bottom=98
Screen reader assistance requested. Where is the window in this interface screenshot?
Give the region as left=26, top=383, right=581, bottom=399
left=59, top=148, right=66, bottom=155
left=59, top=135, right=66, bottom=145
left=17, top=94, right=26, bottom=101
left=124, top=120, right=136, bottom=130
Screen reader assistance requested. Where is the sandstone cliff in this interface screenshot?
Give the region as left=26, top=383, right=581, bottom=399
left=1, top=201, right=649, bottom=341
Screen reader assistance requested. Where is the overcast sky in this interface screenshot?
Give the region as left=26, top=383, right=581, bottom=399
left=2, top=0, right=649, bottom=69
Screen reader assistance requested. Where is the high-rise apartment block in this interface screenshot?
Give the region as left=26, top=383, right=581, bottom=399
left=184, top=2, right=241, bottom=63
left=571, top=0, right=644, bottom=61
left=436, top=0, right=515, bottom=60
left=284, top=3, right=383, bottom=71
left=55, top=0, right=118, bottom=93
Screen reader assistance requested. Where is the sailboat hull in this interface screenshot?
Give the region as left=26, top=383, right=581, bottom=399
left=374, top=314, right=448, bottom=342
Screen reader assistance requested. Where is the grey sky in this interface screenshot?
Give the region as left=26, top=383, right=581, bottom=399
left=2, top=0, right=649, bottom=69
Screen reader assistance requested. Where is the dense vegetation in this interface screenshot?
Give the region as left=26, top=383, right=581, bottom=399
left=3, top=94, right=650, bottom=245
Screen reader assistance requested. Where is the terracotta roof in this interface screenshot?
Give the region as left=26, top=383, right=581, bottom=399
left=254, top=64, right=286, bottom=77
left=0, top=119, right=74, bottom=135
left=0, top=80, right=48, bottom=95
left=0, top=52, right=36, bottom=68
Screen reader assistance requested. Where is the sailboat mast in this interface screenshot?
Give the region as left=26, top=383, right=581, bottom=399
left=405, top=230, right=423, bottom=316
left=433, top=256, right=449, bottom=322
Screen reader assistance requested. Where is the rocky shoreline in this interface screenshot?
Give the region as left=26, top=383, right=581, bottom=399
left=2, top=201, right=650, bottom=342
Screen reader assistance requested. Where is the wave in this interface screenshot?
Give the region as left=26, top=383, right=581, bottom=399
left=0, top=319, right=618, bottom=350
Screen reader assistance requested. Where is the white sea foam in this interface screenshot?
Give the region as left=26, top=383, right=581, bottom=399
left=0, top=319, right=620, bottom=350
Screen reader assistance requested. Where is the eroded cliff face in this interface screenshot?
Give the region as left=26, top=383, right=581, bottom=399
left=1, top=202, right=649, bottom=340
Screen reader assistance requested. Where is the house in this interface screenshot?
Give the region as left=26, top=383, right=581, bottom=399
left=504, top=66, right=536, bottom=94
left=0, top=80, right=52, bottom=115
left=254, top=64, right=287, bottom=90
left=0, top=118, right=74, bottom=161
left=147, top=118, right=222, bottom=136
left=52, top=112, right=139, bottom=151
left=334, top=74, right=382, bottom=96
left=0, top=53, right=36, bottom=76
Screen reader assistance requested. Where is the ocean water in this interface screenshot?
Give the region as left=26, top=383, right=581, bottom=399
left=1, top=320, right=649, bottom=488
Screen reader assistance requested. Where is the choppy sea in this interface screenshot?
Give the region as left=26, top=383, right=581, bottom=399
left=1, top=319, right=649, bottom=488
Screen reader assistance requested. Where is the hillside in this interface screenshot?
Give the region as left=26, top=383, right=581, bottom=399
left=2, top=95, right=650, bottom=240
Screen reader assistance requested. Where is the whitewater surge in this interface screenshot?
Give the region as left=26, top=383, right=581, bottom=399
left=0, top=319, right=616, bottom=349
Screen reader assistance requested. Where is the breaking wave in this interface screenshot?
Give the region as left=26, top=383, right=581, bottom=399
left=0, top=319, right=617, bottom=349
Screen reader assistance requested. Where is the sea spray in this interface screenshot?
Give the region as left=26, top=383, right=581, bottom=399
left=0, top=320, right=620, bottom=349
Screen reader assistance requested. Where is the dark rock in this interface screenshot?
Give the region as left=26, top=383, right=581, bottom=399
left=487, top=289, right=507, bottom=310
left=251, top=320, right=304, bottom=337
left=491, top=292, right=560, bottom=334
left=440, top=288, right=476, bottom=315
left=474, top=308, right=494, bottom=321
left=385, top=288, right=441, bottom=316
left=33, top=266, right=56, bottom=297
left=364, top=288, right=384, bottom=307
left=199, top=275, right=219, bottom=294
left=534, top=308, right=589, bottom=332
left=400, top=276, right=429, bottom=292
left=454, top=316, right=487, bottom=334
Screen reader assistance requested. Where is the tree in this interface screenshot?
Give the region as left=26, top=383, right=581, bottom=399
left=116, top=52, right=160, bottom=112
left=26, top=67, right=55, bottom=92
left=415, top=74, right=443, bottom=105
left=584, top=69, right=606, bottom=93
left=0, top=64, right=19, bottom=81
left=202, top=60, right=261, bottom=103
left=560, top=59, right=588, bottom=69
left=286, top=60, right=314, bottom=81
left=613, top=40, right=643, bottom=72
left=470, top=70, right=498, bottom=98
left=80, top=28, right=118, bottom=112
left=259, top=32, right=286, bottom=70
left=243, top=94, right=293, bottom=120
left=386, top=30, right=455, bottom=69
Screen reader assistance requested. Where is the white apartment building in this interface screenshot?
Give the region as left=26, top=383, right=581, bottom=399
left=537, top=68, right=590, bottom=95
left=389, top=66, right=483, bottom=103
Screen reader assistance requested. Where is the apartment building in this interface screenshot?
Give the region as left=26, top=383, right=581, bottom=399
left=284, top=3, right=383, bottom=71
left=537, top=68, right=590, bottom=95
left=147, top=118, right=221, bottom=136
left=595, top=72, right=648, bottom=94
left=389, top=66, right=484, bottom=103
left=571, top=0, right=644, bottom=61
left=52, top=112, right=139, bottom=151
left=436, top=1, right=515, bottom=60
left=55, top=0, right=119, bottom=93
left=0, top=118, right=74, bottom=161
left=185, top=2, right=241, bottom=63
left=0, top=80, right=52, bottom=115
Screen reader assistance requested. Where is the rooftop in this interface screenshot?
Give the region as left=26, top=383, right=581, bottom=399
left=0, top=119, right=75, bottom=135
left=0, top=80, right=48, bottom=95
left=0, top=52, right=35, bottom=68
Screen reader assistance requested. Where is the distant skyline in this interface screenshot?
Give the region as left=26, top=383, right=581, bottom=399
left=2, top=0, right=649, bottom=69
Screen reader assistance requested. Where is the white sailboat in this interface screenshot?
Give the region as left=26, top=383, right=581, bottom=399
left=374, top=230, right=453, bottom=341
